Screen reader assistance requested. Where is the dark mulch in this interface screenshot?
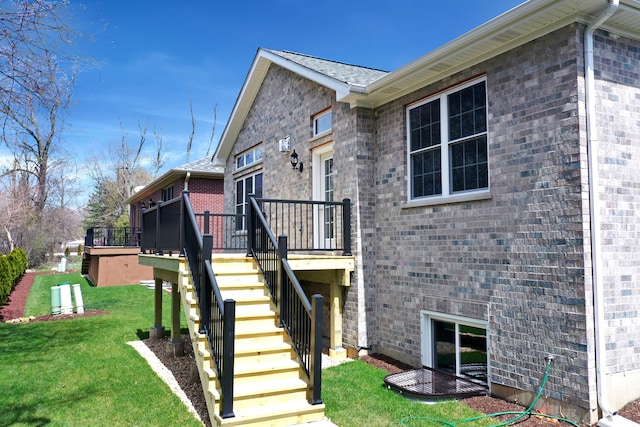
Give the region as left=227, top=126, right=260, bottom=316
left=4, top=274, right=640, bottom=426
left=0, top=271, right=38, bottom=321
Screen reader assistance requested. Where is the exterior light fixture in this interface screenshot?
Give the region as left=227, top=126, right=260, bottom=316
left=290, top=149, right=303, bottom=172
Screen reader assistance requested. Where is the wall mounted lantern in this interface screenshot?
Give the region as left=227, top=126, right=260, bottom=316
left=290, top=149, right=303, bottom=172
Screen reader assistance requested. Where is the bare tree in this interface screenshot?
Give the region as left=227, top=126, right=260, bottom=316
left=84, top=119, right=163, bottom=228
left=0, top=1, right=85, bottom=262
left=206, top=103, right=217, bottom=157
left=186, top=94, right=195, bottom=163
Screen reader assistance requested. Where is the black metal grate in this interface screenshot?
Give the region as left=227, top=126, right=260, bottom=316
left=384, top=367, right=488, bottom=400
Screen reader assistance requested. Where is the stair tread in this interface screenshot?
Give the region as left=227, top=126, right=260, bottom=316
left=235, top=324, right=283, bottom=335
left=234, top=358, right=299, bottom=375
left=226, top=400, right=324, bottom=419
left=235, top=310, right=277, bottom=320
left=235, top=340, right=292, bottom=353
left=234, top=377, right=308, bottom=396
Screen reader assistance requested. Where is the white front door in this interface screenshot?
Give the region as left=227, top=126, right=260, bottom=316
left=313, top=145, right=334, bottom=249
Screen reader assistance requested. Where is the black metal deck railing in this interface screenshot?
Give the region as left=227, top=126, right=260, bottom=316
left=84, top=227, right=141, bottom=247
left=255, top=197, right=351, bottom=255
left=195, top=212, right=246, bottom=252
left=182, top=192, right=235, bottom=419
left=138, top=191, right=351, bottom=416
left=247, top=195, right=323, bottom=404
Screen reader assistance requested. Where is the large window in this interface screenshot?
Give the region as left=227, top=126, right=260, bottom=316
left=421, top=312, right=488, bottom=385
left=235, top=172, right=262, bottom=231
left=408, top=79, right=488, bottom=201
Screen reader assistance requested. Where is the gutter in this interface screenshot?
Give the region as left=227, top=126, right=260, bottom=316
left=583, top=0, right=620, bottom=422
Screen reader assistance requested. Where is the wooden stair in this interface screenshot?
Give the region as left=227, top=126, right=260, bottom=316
left=179, top=255, right=326, bottom=427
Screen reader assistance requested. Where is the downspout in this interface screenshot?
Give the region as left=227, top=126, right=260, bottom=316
left=184, top=172, right=191, bottom=191
left=584, top=0, right=619, bottom=420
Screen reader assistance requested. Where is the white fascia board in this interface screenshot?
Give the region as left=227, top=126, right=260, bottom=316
left=260, top=49, right=355, bottom=99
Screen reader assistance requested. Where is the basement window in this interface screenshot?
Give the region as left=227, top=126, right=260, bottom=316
left=421, top=311, right=488, bottom=385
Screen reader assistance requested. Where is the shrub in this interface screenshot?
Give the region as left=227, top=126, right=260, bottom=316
left=0, top=248, right=28, bottom=306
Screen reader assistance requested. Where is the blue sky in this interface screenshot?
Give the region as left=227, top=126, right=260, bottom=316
left=27, top=0, right=525, bottom=204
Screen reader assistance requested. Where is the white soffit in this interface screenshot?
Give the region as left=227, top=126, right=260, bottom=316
left=354, top=0, right=640, bottom=108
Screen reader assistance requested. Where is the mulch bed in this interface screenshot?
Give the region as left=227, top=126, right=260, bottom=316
left=3, top=273, right=640, bottom=426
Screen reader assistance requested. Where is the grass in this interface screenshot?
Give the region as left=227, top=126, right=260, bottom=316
left=322, top=359, right=493, bottom=427
left=3, top=271, right=493, bottom=427
left=0, top=272, right=201, bottom=427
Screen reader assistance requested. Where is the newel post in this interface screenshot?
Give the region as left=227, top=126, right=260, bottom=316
left=277, top=235, right=288, bottom=310
left=342, top=198, right=352, bottom=256
left=310, top=294, right=324, bottom=405
left=155, top=200, right=163, bottom=255
left=246, top=194, right=255, bottom=257
left=179, top=190, right=189, bottom=257
left=221, top=298, right=236, bottom=419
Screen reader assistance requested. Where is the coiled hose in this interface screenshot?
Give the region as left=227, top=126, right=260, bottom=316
left=399, top=358, right=580, bottom=427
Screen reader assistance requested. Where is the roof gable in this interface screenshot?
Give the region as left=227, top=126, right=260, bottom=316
left=213, top=48, right=388, bottom=164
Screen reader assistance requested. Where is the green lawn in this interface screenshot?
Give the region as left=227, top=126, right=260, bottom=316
left=323, top=360, right=493, bottom=427
left=2, top=272, right=495, bottom=427
left=0, top=272, right=201, bottom=427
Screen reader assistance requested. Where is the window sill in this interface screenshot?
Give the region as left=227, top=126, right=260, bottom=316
left=402, top=190, right=491, bottom=209
left=308, top=130, right=332, bottom=144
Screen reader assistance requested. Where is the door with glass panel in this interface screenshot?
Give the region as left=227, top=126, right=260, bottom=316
left=313, top=150, right=334, bottom=249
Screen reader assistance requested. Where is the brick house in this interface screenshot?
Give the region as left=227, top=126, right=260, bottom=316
left=83, top=157, right=223, bottom=287
left=212, top=0, right=640, bottom=424
left=127, top=156, right=224, bottom=230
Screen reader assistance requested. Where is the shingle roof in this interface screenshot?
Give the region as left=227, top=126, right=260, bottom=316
left=173, top=156, right=224, bottom=174
left=265, top=49, right=389, bottom=88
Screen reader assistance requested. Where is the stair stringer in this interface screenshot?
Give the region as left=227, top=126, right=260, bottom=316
left=179, top=256, right=326, bottom=427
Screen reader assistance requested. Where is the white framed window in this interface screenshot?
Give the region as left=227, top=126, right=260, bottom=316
left=313, top=110, right=332, bottom=136
left=421, top=311, right=488, bottom=385
left=235, top=145, right=263, bottom=171
left=407, top=78, right=488, bottom=202
left=235, top=172, right=263, bottom=231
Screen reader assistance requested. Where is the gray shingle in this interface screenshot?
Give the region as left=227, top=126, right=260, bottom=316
left=173, top=156, right=224, bottom=174
left=266, top=49, right=389, bottom=87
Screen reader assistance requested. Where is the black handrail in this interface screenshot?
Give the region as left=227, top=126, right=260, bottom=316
left=182, top=191, right=235, bottom=419
left=247, top=195, right=324, bottom=404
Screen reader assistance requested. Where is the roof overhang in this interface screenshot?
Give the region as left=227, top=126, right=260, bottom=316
left=213, top=0, right=640, bottom=164
left=351, top=0, right=640, bottom=108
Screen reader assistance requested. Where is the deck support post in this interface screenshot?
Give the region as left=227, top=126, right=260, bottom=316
left=149, top=277, right=165, bottom=339
left=165, top=281, right=184, bottom=356
left=329, top=280, right=346, bottom=359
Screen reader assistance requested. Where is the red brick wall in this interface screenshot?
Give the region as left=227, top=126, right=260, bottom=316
left=188, top=178, right=224, bottom=214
